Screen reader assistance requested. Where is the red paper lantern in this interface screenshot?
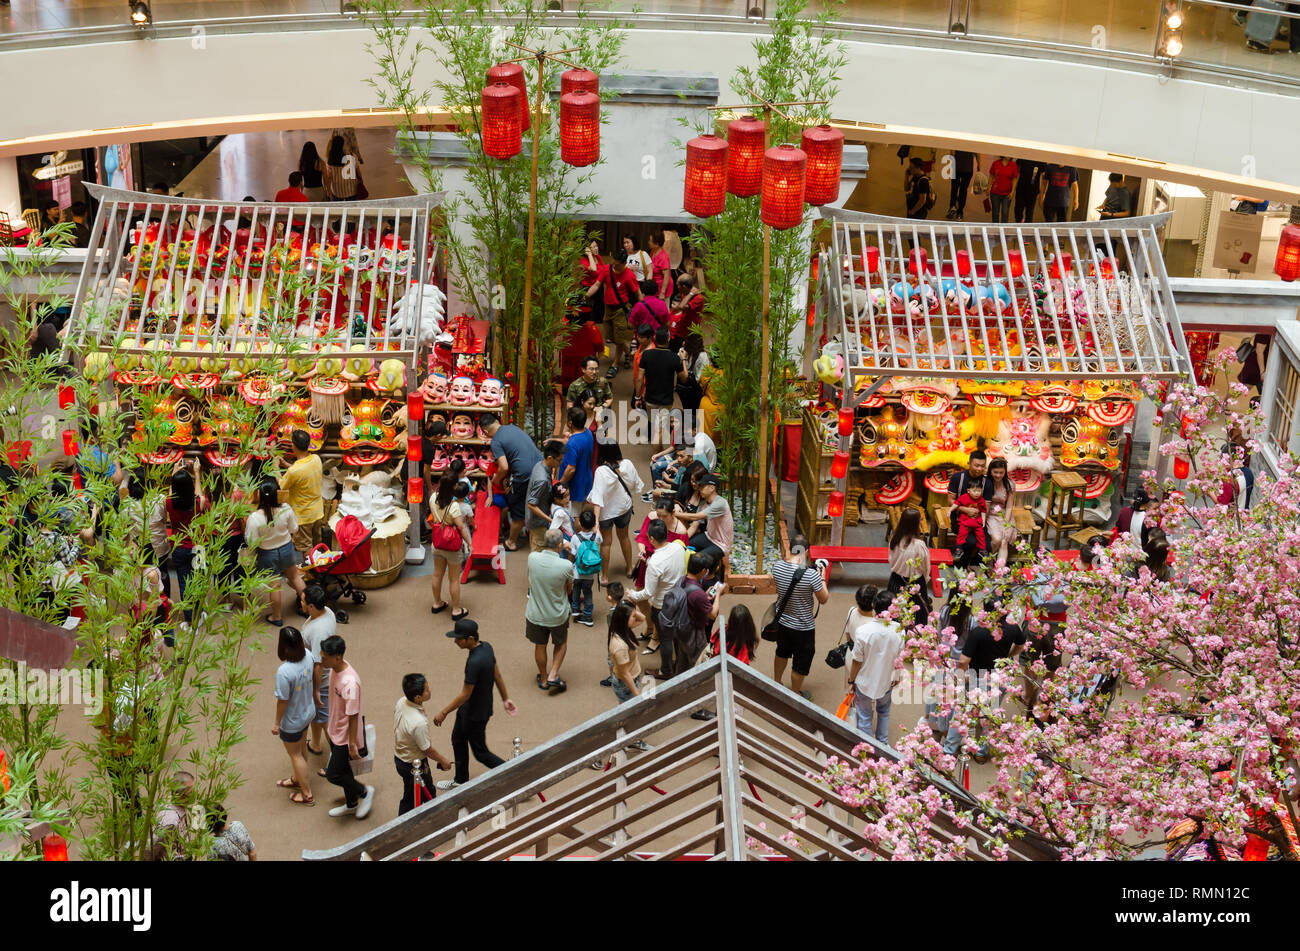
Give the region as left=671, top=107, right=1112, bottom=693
left=907, top=247, right=928, bottom=277
left=1275, top=221, right=1300, bottom=282
left=831, top=450, right=850, bottom=479
left=1006, top=249, right=1024, bottom=278
left=800, top=124, right=844, bottom=206
left=58, top=384, right=75, bottom=409
left=559, top=90, right=600, bottom=168
left=1173, top=455, right=1190, bottom=480
left=725, top=116, right=766, bottom=198
left=62, top=430, right=78, bottom=457
left=760, top=144, right=807, bottom=231
left=486, top=62, right=530, bottom=132
left=1048, top=252, right=1073, bottom=279
left=955, top=249, right=972, bottom=277
left=481, top=83, right=523, bottom=160
left=827, top=490, right=845, bottom=518
left=561, top=68, right=598, bottom=96
left=407, top=391, right=424, bottom=421
left=864, top=246, right=880, bottom=273
left=6, top=441, right=31, bottom=465
left=408, top=476, right=424, bottom=505
left=1095, top=256, right=1117, bottom=280
left=684, top=134, right=728, bottom=218
left=407, top=432, right=422, bottom=462
left=42, top=833, right=68, bottom=862
left=837, top=407, right=854, bottom=436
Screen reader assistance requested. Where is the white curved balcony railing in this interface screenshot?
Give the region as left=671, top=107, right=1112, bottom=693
left=3, top=1, right=1300, bottom=90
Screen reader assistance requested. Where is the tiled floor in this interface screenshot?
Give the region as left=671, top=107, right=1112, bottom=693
left=3, top=0, right=1298, bottom=82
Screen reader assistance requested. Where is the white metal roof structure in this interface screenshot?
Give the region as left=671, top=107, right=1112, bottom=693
left=304, top=654, right=1057, bottom=862
left=66, top=185, right=443, bottom=365
left=821, top=208, right=1194, bottom=385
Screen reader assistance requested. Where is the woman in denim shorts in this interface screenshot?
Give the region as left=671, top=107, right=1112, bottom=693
left=243, top=477, right=305, bottom=626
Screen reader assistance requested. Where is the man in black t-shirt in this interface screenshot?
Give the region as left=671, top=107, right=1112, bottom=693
left=943, top=618, right=1025, bottom=759
left=434, top=619, right=517, bottom=789
left=1039, top=163, right=1078, bottom=223
left=1013, top=159, right=1042, bottom=223
left=638, top=326, right=687, bottom=449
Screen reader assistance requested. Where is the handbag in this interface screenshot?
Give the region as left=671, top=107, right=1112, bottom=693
left=760, top=566, right=807, bottom=641
left=1235, top=338, right=1255, bottom=363
left=825, top=619, right=853, bottom=669
left=429, top=502, right=462, bottom=552
left=834, top=690, right=854, bottom=721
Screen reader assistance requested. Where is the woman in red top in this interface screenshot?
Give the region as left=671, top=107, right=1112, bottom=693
left=987, top=156, right=1019, bottom=223
left=165, top=459, right=209, bottom=621
left=710, top=604, right=758, bottom=666
left=632, top=500, right=689, bottom=587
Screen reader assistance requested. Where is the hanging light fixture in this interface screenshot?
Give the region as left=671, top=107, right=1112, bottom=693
left=827, top=490, right=845, bottom=518
left=800, top=125, right=844, bottom=206
left=863, top=245, right=880, bottom=274
left=1159, top=1, right=1184, bottom=57
left=760, top=144, right=807, bottom=230
left=907, top=247, right=928, bottom=277
left=486, top=62, right=530, bottom=133
left=480, top=83, right=524, bottom=160
left=831, top=450, right=850, bottom=479
left=725, top=116, right=766, bottom=198
left=1173, top=455, right=1190, bottom=480
left=837, top=407, right=854, bottom=436
left=128, top=0, right=151, bottom=27
left=559, top=90, right=600, bottom=167
left=1006, top=249, right=1024, bottom=278
left=42, top=833, right=68, bottom=862
left=1048, top=252, right=1073, bottom=279
left=683, top=134, right=728, bottom=218
left=560, top=68, right=599, bottom=96
left=1274, top=207, right=1300, bottom=282
left=955, top=249, right=972, bottom=277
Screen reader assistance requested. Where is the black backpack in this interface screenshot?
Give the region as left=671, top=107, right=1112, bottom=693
left=658, top=577, right=693, bottom=642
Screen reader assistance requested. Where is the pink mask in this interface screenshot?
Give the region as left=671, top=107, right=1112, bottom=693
left=451, top=413, right=475, bottom=439
left=423, top=371, right=449, bottom=404
left=478, top=377, right=504, bottom=407
left=449, top=376, right=476, bottom=405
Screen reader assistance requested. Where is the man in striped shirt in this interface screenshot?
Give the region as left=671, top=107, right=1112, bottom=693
left=769, top=534, right=830, bottom=700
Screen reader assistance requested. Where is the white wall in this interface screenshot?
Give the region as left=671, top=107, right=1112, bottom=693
left=4, top=26, right=1300, bottom=194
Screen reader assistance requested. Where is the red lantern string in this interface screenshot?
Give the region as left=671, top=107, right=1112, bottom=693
left=42, top=833, right=68, bottom=862
left=827, top=490, right=845, bottom=518
left=955, top=249, right=972, bottom=277
left=864, top=246, right=880, bottom=273
left=559, top=90, right=600, bottom=168
left=1173, top=456, right=1190, bottom=480
left=725, top=116, right=766, bottom=198
left=480, top=83, right=523, bottom=160
left=408, top=476, right=425, bottom=505
left=407, top=432, right=422, bottom=462
left=486, top=62, right=530, bottom=133
left=800, top=125, right=844, bottom=206
left=907, top=247, right=928, bottom=277
left=1006, top=250, right=1024, bottom=278
left=831, top=450, right=850, bottom=479
left=837, top=407, right=854, bottom=436
left=759, top=144, right=807, bottom=231
left=683, top=135, right=728, bottom=218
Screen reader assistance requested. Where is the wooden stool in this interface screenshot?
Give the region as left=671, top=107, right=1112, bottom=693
left=1012, top=506, right=1040, bottom=551
left=931, top=507, right=951, bottom=549
left=1044, top=471, right=1087, bottom=549
left=1070, top=526, right=1104, bottom=548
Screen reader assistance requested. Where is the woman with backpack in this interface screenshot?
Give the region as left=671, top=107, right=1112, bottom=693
left=588, top=441, right=645, bottom=586
left=676, top=332, right=709, bottom=440
left=243, top=477, right=303, bottom=627
left=428, top=471, right=472, bottom=620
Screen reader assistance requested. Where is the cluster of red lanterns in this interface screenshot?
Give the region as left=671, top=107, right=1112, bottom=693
left=684, top=117, right=845, bottom=230
left=480, top=64, right=601, bottom=168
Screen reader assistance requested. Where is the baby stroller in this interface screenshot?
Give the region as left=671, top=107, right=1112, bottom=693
left=300, top=514, right=374, bottom=624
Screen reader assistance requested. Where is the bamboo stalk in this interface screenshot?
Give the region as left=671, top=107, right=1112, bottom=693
left=756, top=221, right=772, bottom=575
left=517, top=51, right=545, bottom=423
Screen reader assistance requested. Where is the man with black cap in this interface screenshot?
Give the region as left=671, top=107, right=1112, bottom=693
left=434, top=618, right=518, bottom=790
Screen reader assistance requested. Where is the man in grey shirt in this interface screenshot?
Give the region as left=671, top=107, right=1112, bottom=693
left=526, top=530, right=575, bottom=694
left=485, top=413, right=544, bottom=552
left=525, top=440, right=565, bottom=552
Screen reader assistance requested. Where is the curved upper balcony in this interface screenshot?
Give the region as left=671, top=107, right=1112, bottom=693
left=3, top=1, right=1300, bottom=197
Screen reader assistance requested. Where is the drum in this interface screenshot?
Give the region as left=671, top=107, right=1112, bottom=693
left=350, top=510, right=410, bottom=590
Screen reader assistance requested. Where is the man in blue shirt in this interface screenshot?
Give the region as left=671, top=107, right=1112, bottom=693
left=559, top=406, right=595, bottom=507
left=484, top=413, right=543, bottom=553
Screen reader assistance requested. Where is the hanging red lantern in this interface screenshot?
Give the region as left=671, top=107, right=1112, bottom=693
left=864, top=246, right=880, bottom=274
left=408, top=476, right=424, bottom=505
left=955, top=249, right=972, bottom=277
left=1048, top=252, right=1073, bottom=279
left=407, top=432, right=422, bottom=462
left=760, top=144, right=807, bottom=231
left=725, top=115, right=766, bottom=198
left=42, top=832, right=68, bottom=862
left=62, top=430, right=78, bottom=457
left=1179, top=415, right=1193, bottom=438
left=1173, top=455, right=1190, bottom=480
left=486, top=62, right=530, bottom=133
left=1096, top=256, right=1117, bottom=280
left=561, top=68, right=598, bottom=96
left=58, top=384, right=75, bottom=409
left=837, top=407, right=854, bottom=436
left=807, top=255, right=819, bottom=329
left=684, top=135, right=728, bottom=218
left=407, top=391, right=424, bottom=421
left=907, top=247, right=928, bottom=277
left=800, top=124, right=844, bottom=206
left=559, top=90, right=600, bottom=167
left=831, top=450, right=850, bottom=479
left=1006, top=249, right=1024, bottom=278
left=481, top=83, right=523, bottom=160
left=1275, top=219, right=1300, bottom=282
left=827, top=490, right=845, bottom=518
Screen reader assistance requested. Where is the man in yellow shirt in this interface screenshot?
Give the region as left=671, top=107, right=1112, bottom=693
left=280, top=429, right=324, bottom=556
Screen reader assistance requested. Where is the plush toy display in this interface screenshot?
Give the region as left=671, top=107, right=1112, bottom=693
left=904, top=409, right=978, bottom=471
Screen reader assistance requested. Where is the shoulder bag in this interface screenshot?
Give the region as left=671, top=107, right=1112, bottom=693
left=429, top=501, right=462, bottom=552
left=826, top=607, right=857, bottom=669
left=761, top=565, right=807, bottom=642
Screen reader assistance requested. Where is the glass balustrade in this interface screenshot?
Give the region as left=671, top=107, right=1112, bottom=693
left=1, top=0, right=1298, bottom=84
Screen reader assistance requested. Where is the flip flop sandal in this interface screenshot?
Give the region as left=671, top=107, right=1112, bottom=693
left=536, top=674, right=548, bottom=690
left=276, top=778, right=300, bottom=789
left=317, top=768, right=328, bottom=778
left=451, top=608, right=469, bottom=621
left=546, top=679, right=568, bottom=694
left=306, top=744, right=324, bottom=756
left=289, top=791, right=315, bottom=806
left=430, top=602, right=449, bottom=614
left=502, top=541, right=520, bottom=552
left=265, top=616, right=283, bottom=627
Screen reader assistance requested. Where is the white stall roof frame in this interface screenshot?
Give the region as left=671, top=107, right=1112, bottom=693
left=66, top=185, right=445, bottom=366
left=820, top=207, right=1193, bottom=384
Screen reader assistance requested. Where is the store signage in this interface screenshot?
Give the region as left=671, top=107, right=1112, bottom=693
left=1212, top=209, right=1263, bottom=273
left=33, top=161, right=84, bottom=181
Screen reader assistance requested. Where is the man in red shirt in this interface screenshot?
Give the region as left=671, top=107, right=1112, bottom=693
left=987, top=156, right=1018, bottom=224
left=586, top=251, right=641, bottom=379
left=670, top=274, right=706, bottom=348
left=648, top=229, right=673, bottom=299
left=275, top=172, right=309, bottom=203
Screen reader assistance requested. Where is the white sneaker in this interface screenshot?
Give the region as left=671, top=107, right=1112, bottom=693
left=435, top=779, right=462, bottom=791
left=328, top=802, right=357, bottom=818
left=625, top=740, right=653, bottom=752
left=356, top=785, right=375, bottom=819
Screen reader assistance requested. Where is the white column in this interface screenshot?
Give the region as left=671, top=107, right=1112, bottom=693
left=0, top=157, right=22, bottom=221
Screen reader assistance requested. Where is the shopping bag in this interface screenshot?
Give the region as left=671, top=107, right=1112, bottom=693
left=352, top=720, right=376, bottom=776
left=835, top=691, right=854, bottom=721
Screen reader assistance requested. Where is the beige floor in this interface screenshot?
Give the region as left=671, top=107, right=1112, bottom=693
left=6, top=0, right=1299, bottom=83
left=174, top=128, right=416, bottom=202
